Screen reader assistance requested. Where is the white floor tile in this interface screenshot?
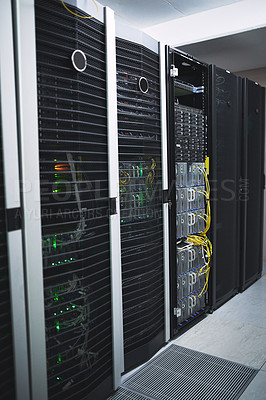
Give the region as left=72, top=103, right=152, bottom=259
left=239, top=370, right=266, bottom=400
left=172, top=269, right=266, bottom=371
left=172, top=315, right=266, bottom=369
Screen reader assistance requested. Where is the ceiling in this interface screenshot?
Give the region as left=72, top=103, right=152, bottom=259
left=176, top=27, right=266, bottom=72
left=97, top=0, right=242, bottom=28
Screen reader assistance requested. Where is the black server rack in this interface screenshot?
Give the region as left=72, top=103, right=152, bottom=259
left=35, top=1, right=113, bottom=399
left=116, top=35, right=165, bottom=371
left=240, top=79, right=265, bottom=291
left=0, top=112, right=15, bottom=399
left=168, top=49, right=211, bottom=337
left=210, top=66, right=241, bottom=308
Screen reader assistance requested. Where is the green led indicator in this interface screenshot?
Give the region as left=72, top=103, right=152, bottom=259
left=53, top=236, right=57, bottom=249
left=57, top=353, right=62, bottom=363
left=140, top=164, right=143, bottom=176
left=56, top=376, right=63, bottom=381
left=56, top=321, right=60, bottom=331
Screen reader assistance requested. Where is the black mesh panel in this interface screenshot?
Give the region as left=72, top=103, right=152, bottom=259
left=116, top=38, right=164, bottom=371
left=35, top=1, right=112, bottom=399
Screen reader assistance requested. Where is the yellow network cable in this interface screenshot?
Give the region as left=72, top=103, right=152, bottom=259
left=119, top=171, right=130, bottom=185
left=186, top=164, right=213, bottom=297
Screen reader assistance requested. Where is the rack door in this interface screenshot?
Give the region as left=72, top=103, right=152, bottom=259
left=35, top=1, right=113, bottom=398
left=241, top=79, right=265, bottom=290
left=116, top=37, right=165, bottom=371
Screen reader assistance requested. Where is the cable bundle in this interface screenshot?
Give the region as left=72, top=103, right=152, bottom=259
left=186, top=165, right=212, bottom=297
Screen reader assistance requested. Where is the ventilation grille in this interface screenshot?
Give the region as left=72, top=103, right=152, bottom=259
left=116, top=38, right=164, bottom=362
left=121, top=344, right=258, bottom=400
left=0, top=111, right=15, bottom=399
left=108, top=387, right=150, bottom=400
left=35, top=1, right=112, bottom=399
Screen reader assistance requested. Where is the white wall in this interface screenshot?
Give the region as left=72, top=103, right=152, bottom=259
left=143, top=0, right=266, bottom=47
left=234, top=68, right=266, bottom=261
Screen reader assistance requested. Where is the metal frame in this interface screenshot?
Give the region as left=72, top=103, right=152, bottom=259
left=159, top=42, right=170, bottom=343
left=105, top=6, right=124, bottom=389
left=115, top=21, right=158, bottom=54
left=209, top=64, right=217, bottom=309
left=0, top=2, right=30, bottom=399
left=12, top=0, right=48, bottom=399
left=240, top=78, right=249, bottom=290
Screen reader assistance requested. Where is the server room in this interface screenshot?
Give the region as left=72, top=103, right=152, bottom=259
left=0, top=0, right=265, bottom=399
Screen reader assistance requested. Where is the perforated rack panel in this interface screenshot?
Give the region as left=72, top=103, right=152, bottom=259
left=0, top=111, right=15, bottom=399
left=116, top=37, right=164, bottom=371
left=211, top=66, right=240, bottom=307
left=35, top=1, right=112, bottom=399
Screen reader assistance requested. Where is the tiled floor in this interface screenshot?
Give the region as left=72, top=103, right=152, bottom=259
left=172, top=262, right=266, bottom=400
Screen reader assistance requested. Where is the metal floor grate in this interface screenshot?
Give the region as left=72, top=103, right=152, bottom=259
left=107, top=387, right=151, bottom=400
left=109, top=344, right=258, bottom=400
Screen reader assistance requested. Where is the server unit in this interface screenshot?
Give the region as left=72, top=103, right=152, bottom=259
left=168, top=49, right=211, bottom=337
left=116, top=27, right=165, bottom=370
left=210, top=66, right=241, bottom=308
left=33, top=0, right=114, bottom=398
left=240, top=79, right=265, bottom=290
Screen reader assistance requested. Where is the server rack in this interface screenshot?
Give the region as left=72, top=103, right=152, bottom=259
left=116, top=26, right=165, bottom=371
left=210, top=66, right=241, bottom=308
left=34, top=0, right=114, bottom=398
left=240, top=79, right=265, bottom=291
left=168, top=49, right=211, bottom=338
left=11, top=0, right=124, bottom=398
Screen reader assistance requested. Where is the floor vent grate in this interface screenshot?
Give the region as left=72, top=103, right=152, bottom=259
left=107, top=387, right=152, bottom=400
left=109, top=344, right=258, bottom=400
